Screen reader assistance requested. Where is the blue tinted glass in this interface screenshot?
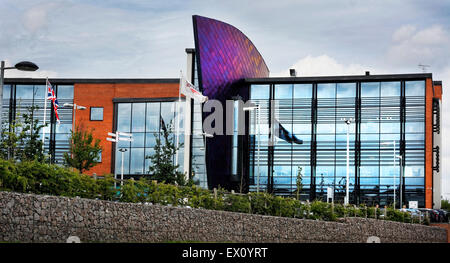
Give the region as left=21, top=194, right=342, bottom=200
left=405, top=122, right=424, bottom=133
left=250, top=85, right=270, bottom=99
left=117, top=103, right=131, bottom=132
left=380, top=122, right=400, bottom=133
left=3, top=85, right=11, bottom=99
left=317, top=83, right=336, bottom=98
left=361, top=82, right=379, bottom=97
left=273, top=166, right=291, bottom=177
left=405, top=166, right=424, bottom=177
left=132, top=103, right=145, bottom=132
left=131, top=132, right=145, bottom=147
left=90, top=107, right=103, bottom=121
left=145, top=133, right=158, bottom=147
left=360, top=177, right=379, bottom=185
left=160, top=102, right=175, bottom=128
left=16, top=85, right=33, bottom=100
left=337, top=83, right=356, bottom=98
left=146, top=102, right=160, bottom=132
left=56, top=123, right=72, bottom=134
left=33, top=85, right=46, bottom=99
left=360, top=122, right=379, bottom=133
left=275, top=84, right=292, bottom=99
left=317, top=124, right=335, bottom=134
left=130, top=148, right=144, bottom=174
left=57, top=85, right=74, bottom=99
left=360, top=166, right=379, bottom=177
left=381, top=82, right=400, bottom=96
left=293, top=84, right=312, bottom=98
left=293, top=123, right=311, bottom=134
left=316, top=166, right=334, bottom=178
left=405, top=81, right=425, bottom=96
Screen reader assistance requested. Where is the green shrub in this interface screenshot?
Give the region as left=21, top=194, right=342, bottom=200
left=249, top=192, right=273, bottom=216
left=0, top=158, right=425, bottom=225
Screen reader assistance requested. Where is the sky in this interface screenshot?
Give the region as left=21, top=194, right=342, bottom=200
left=1, top=0, right=449, bottom=199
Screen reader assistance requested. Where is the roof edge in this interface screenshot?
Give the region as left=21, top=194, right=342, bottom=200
left=3, top=78, right=180, bottom=85
left=245, top=73, right=433, bottom=83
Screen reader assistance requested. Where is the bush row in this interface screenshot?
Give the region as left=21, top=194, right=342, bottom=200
left=0, top=159, right=426, bottom=225
left=0, top=159, right=116, bottom=200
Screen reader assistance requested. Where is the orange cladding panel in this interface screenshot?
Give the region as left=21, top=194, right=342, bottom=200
left=73, top=82, right=179, bottom=176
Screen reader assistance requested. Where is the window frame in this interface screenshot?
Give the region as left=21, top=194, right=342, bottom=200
left=90, top=107, right=104, bottom=121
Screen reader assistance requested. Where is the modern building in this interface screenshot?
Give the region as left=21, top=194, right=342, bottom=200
left=1, top=15, right=443, bottom=208
left=190, top=15, right=443, bottom=209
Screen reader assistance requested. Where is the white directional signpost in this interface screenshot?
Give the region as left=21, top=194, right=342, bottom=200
left=106, top=131, right=133, bottom=188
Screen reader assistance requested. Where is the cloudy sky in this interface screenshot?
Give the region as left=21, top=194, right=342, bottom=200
left=1, top=0, right=449, bottom=199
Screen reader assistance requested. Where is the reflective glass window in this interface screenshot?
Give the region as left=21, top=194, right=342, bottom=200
left=90, top=107, right=103, bottom=121
left=130, top=148, right=145, bottom=175
left=361, top=82, right=379, bottom=97
left=3, top=84, right=11, bottom=99
left=317, top=83, right=335, bottom=98
left=275, top=84, right=292, bottom=99
left=146, top=102, right=160, bottom=132
left=337, top=83, right=356, bottom=98
left=57, top=85, right=74, bottom=99
left=33, top=85, right=46, bottom=99
left=293, top=84, right=312, bottom=98
left=117, top=103, right=131, bottom=132
left=381, top=82, right=400, bottom=97
left=250, top=85, right=270, bottom=100
left=132, top=103, right=145, bottom=132
left=160, top=102, right=175, bottom=128
left=16, top=85, right=33, bottom=100
left=405, top=81, right=425, bottom=96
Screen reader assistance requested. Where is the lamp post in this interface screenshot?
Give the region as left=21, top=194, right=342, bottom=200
left=244, top=104, right=261, bottom=192
left=63, top=103, right=87, bottom=131
left=342, top=118, right=352, bottom=205
left=118, top=148, right=127, bottom=187
left=0, top=60, right=39, bottom=137
left=381, top=140, right=397, bottom=208
left=396, top=154, right=403, bottom=208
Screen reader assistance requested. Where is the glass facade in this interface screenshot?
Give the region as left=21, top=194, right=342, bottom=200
left=114, top=101, right=185, bottom=178
left=248, top=80, right=426, bottom=207
left=2, top=83, right=73, bottom=164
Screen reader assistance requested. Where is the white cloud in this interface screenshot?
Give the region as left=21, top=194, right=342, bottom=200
left=392, top=25, right=416, bottom=43
left=386, top=25, right=450, bottom=69
left=272, top=54, right=374, bottom=77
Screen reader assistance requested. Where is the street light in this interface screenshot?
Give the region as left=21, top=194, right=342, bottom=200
left=381, top=140, right=398, bottom=208
left=396, top=154, right=404, bottom=208
left=244, top=104, right=261, bottom=192
left=63, top=103, right=87, bottom=131
left=342, top=118, right=352, bottom=205
left=0, top=60, right=39, bottom=132
left=118, top=148, right=128, bottom=187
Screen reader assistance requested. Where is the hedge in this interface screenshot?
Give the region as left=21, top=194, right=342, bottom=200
left=0, top=159, right=426, bottom=225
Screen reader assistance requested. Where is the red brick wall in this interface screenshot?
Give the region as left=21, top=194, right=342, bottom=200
left=73, top=82, right=179, bottom=176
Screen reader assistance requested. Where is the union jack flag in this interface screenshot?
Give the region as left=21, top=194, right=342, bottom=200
left=46, top=79, right=60, bottom=124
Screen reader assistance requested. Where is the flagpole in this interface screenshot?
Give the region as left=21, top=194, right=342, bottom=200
left=42, top=78, right=48, bottom=150
left=175, top=71, right=182, bottom=169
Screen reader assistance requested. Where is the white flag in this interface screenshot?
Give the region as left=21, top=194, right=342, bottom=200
left=180, top=75, right=208, bottom=103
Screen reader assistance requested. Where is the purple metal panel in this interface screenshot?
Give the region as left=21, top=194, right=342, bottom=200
left=193, top=15, right=269, bottom=100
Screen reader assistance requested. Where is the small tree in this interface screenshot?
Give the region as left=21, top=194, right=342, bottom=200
left=146, top=119, right=186, bottom=185
left=296, top=166, right=303, bottom=200
left=63, top=125, right=102, bottom=174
